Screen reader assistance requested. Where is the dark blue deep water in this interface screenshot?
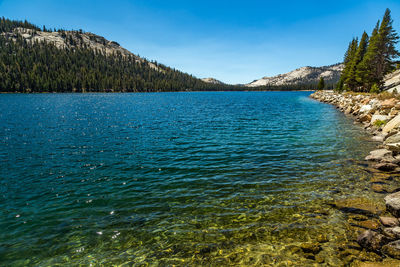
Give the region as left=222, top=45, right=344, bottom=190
left=0, top=92, right=377, bottom=265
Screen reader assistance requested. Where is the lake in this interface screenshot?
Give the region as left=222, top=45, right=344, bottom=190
left=0, top=91, right=378, bottom=265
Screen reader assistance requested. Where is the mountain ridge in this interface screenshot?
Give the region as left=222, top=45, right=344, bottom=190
left=0, top=17, right=236, bottom=92
left=0, top=17, right=343, bottom=92
left=201, top=78, right=225, bottom=84
left=246, top=63, right=344, bottom=87
left=2, top=26, right=161, bottom=70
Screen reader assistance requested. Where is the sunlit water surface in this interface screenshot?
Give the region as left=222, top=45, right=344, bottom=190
left=0, top=92, right=378, bottom=266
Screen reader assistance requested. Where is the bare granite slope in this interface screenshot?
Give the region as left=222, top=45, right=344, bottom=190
left=247, top=63, right=344, bottom=87
left=385, top=69, right=400, bottom=93
left=201, top=78, right=224, bottom=85
left=2, top=27, right=159, bottom=70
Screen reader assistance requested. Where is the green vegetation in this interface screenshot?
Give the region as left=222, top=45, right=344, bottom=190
left=0, top=18, right=233, bottom=92
left=0, top=17, right=40, bottom=32
left=317, top=77, right=325, bottom=90
left=337, top=8, right=399, bottom=93
left=0, top=17, right=328, bottom=93
left=373, top=119, right=387, bottom=127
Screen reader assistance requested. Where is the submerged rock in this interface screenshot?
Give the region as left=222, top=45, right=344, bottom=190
left=370, top=173, right=392, bottom=183
left=374, top=162, right=398, bottom=172
left=357, top=230, right=387, bottom=251
left=316, top=234, right=329, bottom=243
left=300, top=242, right=321, bottom=254
left=371, top=184, right=387, bottom=193
left=333, top=197, right=385, bottom=216
left=385, top=192, right=400, bottom=217
left=372, top=183, right=400, bottom=194
left=353, top=259, right=400, bottom=267
left=352, top=219, right=380, bottom=230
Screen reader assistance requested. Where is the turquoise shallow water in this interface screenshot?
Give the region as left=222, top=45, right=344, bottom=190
left=0, top=91, right=377, bottom=266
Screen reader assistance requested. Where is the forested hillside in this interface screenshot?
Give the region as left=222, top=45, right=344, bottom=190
left=0, top=17, right=335, bottom=92
left=0, top=17, right=239, bottom=92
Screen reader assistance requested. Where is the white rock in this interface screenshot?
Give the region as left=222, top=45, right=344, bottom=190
left=371, top=115, right=390, bottom=124
left=372, top=135, right=385, bottom=142
left=383, top=114, right=400, bottom=134
left=385, top=192, right=400, bottom=217
left=359, top=105, right=372, bottom=113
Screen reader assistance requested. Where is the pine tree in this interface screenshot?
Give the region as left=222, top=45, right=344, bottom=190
left=356, top=21, right=380, bottom=91
left=355, top=9, right=399, bottom=92
left=339, top=38, right=358, bottom=91
left=317, top=77, right=325, bottom=90
left=346, top=32, right=369, bottom=91
left=376, top=8, right=400, bottom=81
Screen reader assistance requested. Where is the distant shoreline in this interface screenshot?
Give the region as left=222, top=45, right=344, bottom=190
left=0, top=90, right=316, bottom=94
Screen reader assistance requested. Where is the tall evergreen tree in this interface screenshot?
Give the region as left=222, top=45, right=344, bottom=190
left=338, top=38, right=358, bottom=91
left=346, top=31, right=369, bottom=91
left=376, top=8, right=400, bottom=81
left=356, top=21, right=381, bottom=91
left=355, top=9, right=399, bottom=92
left=317, top=76, right=325, bottom=90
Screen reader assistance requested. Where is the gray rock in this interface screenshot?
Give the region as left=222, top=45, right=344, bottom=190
left=383, top=227, right=400, bottom=239
left=385, top=130, right=399, bottom=140
left=383, top=114, right=400, bottom=134
left=372, top=135, right=385, bottom=142
left=385, top=192, right=400, bottom=217
left=365, top=149, right=393, bottom=161
left=382, top=240, right=400, bottom=259
left=385, top=133, right=400, bottom=144
left=386, top=142, right=400, bottom=152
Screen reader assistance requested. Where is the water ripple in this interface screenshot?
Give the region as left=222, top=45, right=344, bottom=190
left=0, top=92, right=377, bottom=265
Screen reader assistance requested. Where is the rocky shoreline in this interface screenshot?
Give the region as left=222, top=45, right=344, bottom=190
left=311, top=90, right=400, bottom=265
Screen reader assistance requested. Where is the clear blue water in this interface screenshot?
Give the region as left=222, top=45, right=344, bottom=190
left=0, top=92, right=377, bottom=265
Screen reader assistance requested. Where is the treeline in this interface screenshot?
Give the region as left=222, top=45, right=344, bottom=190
left=0, top=22, right=234, bottom=92
left=0, top=17, right=321, bottom=92
left=257, top=82, right=335, bottom=91
left=0, top=17, right=40, bottom=32
left=337, top=8, right=399, bottom=93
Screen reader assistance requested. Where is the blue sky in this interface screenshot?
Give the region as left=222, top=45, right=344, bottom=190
left=1, top=0, right=400, bottom=84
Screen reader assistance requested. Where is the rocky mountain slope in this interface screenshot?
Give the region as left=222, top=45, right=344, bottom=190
left=201, top=78, right=224, bottom=84
left=2, top=27, right=159, bottom=70
left=1, top=18, right=239, bottom=92
left=246, top=63, right=343, bottom=87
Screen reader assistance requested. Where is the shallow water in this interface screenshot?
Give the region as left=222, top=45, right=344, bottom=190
left=0, top=91, right=379, bottom=266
